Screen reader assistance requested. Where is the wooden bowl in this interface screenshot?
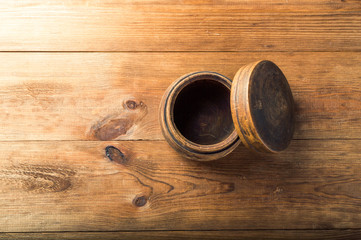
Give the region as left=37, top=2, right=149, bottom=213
left=159, top=72, right=241, bottom=161
left=159, top=60, right=295, bottom=161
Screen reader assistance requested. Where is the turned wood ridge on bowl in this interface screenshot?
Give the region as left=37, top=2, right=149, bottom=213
left=159, top=60, right=295, bottom=161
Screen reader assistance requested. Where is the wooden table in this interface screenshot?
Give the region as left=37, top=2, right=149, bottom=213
left=0, top=1, right=360, bottom=239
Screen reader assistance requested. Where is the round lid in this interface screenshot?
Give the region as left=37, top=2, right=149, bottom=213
left=230, top=60, right=295, bottom=153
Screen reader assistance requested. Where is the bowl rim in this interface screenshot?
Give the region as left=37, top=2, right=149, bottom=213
left=162, top=71, right=240, bottom=154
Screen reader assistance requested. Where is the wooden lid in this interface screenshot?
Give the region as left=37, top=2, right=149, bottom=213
left=230, top=60, right=295, bottom=153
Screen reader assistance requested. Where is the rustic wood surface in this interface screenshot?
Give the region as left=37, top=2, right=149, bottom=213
left=0, top=1, right=360, bottom=51
left=0, top=0, right=360, bottom=239
left=1, top=230, right=361, bottom=240
left=0, top=52, right=360, bottom=141
left=0, top=140, right=360, bottom=231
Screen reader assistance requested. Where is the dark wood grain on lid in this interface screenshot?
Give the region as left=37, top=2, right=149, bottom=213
left=249, top=60, right=295, bottom=152
left=231, top=60, right=295, bottom=153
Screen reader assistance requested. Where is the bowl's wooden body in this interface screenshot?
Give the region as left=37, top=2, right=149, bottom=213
left=159, top=72, right=240, bottom=161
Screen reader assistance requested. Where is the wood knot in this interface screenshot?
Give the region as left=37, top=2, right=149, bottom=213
left=105, top=146, right=127, bottom=165
left=88, top=98, right=147, bottom=140
left=124, top=99, right=143, bottom=110
left=133, top=195, right=147, bottom=207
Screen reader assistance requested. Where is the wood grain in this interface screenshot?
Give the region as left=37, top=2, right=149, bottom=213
left=0, top=140, right=360, bottom=231
left=0, top=52, right=359, bottom=141
left=1, top=230, right=361, bottom=240
left=2, top=0, right=361, bottom=11
left=0, top=1, right=360, bottom=51
left=0, top=0, right=359, bottom=237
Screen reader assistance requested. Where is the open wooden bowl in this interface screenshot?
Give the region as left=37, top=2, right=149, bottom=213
left=159, top=60, right=295, bottom=161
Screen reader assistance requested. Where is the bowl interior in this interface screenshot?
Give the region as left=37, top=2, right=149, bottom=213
left=173, top=79, right=234, bottom=145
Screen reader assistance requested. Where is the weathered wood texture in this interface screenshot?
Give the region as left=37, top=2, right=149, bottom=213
left=1, top=230, right=361, bottom=240
left=1, top=0, right=360, bottom=238
left=0, top=140, right=360, bottom=232
left=0, top=52, right=360, bottom=141
left=0, top=1, right=360, bottom=51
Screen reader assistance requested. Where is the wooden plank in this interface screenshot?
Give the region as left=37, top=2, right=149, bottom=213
left=2, top=0, right=360, bottom=12
left=1, top=230, right=361, bottom=240
left=0, top=52, right=360, bottom=141
left=0, top=1, right=360, bottom=51
left=0, top=140, right=360, bottom=231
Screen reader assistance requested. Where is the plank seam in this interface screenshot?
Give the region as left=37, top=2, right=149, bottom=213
left=1, top=228, right=361, bottom=233
left=0, top=50, right=360, bottom=53
left=0, top=139, right=359, bottom=142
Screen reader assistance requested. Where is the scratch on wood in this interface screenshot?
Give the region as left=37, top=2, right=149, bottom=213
left=315, top=180, right=361, bottom=199
left=22, top=82, right=72, bottom=110
left=0, top=164, right=76, bottom=193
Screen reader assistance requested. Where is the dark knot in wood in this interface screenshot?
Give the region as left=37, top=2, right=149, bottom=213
left=133, top=195, right=147, bottom=207
left=105, top=146, right=127, bottom=165
left=125, top=100, right=138, bottom=110
left=88, top=98, right=147, bottom=141
left=124, top=99, right=144, bottom=110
